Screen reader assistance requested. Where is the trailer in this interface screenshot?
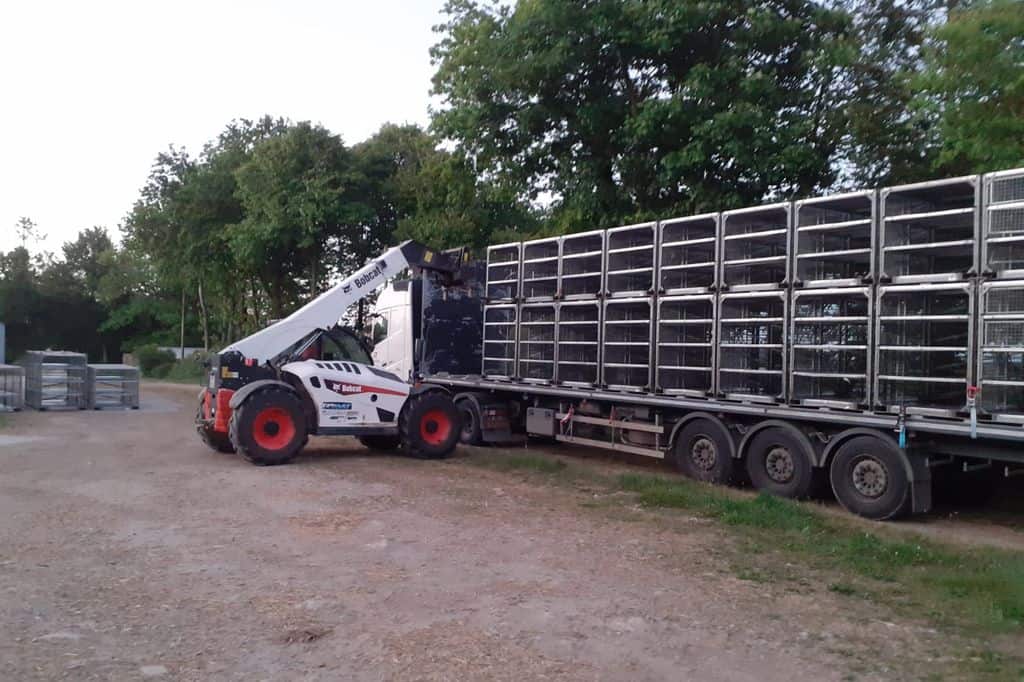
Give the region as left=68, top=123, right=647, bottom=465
left=411, top=167, right=1024, bottom=521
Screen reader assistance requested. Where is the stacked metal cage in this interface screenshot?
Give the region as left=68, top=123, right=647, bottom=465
left=18, top=351, right=88, bottom=410
left=87, top=364, right=140, bottom=410
left=0, top=364, right=25, bottom=411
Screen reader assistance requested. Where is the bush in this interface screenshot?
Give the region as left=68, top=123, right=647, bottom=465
left=134, top=344, right=176, bottom=377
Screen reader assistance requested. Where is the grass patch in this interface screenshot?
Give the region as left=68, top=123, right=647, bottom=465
left=478, top=451, right=569, bottom=475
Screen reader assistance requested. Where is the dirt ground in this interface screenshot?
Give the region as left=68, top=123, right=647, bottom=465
left=0, top=383, right=1018, bottom=681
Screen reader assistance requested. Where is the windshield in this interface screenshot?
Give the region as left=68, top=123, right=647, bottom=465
left=277, top=327, right=374, bottom=366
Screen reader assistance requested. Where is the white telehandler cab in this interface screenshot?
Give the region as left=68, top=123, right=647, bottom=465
left=195, top=241, right=465, bottom=465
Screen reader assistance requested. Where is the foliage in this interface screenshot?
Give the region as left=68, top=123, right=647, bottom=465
left=133, top=344, right=177, bottom=377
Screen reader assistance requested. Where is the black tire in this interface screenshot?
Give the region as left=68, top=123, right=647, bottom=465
left=359, top=435, right=402, bottom=451
left=195, top=399, right=235, bottom=453
left=829, top=435, right=911, bottom=520
left=229, top=388, right=307, bottom=466
left=399, top=392, right=462, bottom=460
left=671, top=419, right=734, bottom=485
left=745, top=427, right=815, bottom=499
left=458, top=400, right=483, bottom=445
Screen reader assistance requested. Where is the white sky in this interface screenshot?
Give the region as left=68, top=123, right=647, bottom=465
left=0, top=0, right=448, bottom=254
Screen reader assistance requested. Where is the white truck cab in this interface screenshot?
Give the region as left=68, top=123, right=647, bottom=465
left=370, top=279, right=416, bottom=381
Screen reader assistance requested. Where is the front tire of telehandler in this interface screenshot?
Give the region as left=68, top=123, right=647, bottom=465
left=399, top=392, right=462, bottom=460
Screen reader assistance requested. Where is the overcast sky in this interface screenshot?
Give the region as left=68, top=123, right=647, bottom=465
left=0, top=0, right=448, bottom=254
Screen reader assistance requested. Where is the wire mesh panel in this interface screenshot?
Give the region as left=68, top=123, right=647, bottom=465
left=657, top=214, right=718, bottom=294
left=978, top=281, right=1024, bottom=421
left=656, top=295, right=715, bottom=396
left=87, top=364, right=140, bottom=410
left=517, top=304, right=556, bottom=383
left=19, top=351, right=88, bottom=410
left=0, top=365, right=25, bottom=411
left=485, top=242, right=521, bottom=301
left=606, top=223, right=655, bottom=297
left=560, top=230, right=605, bottom=300
left=790, top=288, right=871, bottom=409
left=875, top=283, right=973, bottom=415
left=520, top=237, right=559, bottom=301
left=982, top=167, right=1024, bottom=279
left=717, top=292, right=787, bottom=403
left=556, top=301, right=601, bottom=386
left=720, top=203, right=791, bottom=291
left=794, top=191, right=875, bottom=288
left=601, top=298, right=652, bottom=391
left=482, top=304, right=517, bottom=379
left=879, top=175, right=979, bottom=284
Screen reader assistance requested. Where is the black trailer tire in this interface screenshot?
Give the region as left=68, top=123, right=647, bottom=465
left=229, top=388, right=307, bottom=466
left=399, top=392, right=462, bottom=460
left=745, top=428, right=815, bottom=499
left=829, top=436, right=911, bottom=520
left=457, top=399, right=483, bottom=445
left=359, top=435, right=402, bottom=451
left=671, top=419, right=734, bottom=485
left=195, top=399, right=235, bottom=453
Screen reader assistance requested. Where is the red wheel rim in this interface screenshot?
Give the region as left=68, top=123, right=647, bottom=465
left=419, top=409, right=452, bottom=446
left=252, top=407, right=296, bottom=450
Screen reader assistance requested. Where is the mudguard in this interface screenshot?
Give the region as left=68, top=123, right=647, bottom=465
left=227, top=379, right=298, bottom=410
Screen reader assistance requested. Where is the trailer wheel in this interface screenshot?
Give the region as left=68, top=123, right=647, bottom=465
left=457, top=400, right=483, bottom=445
left=359, top=435, right=402, bottom=451
left=195, top=399, right=235, bottom=453
left=830, top=436, right=910, bottom=520
left=745, top=428, right=815, bottom=499
left=229, top=388, right=307, bottom=466
left=671, top=419, right=733, bottom=485
left=399, top=392, right=462, bottom=460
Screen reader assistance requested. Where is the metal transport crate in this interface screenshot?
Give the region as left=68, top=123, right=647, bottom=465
left=0, top=364, right=25, bottom=411
left=977, top=280, right=1024, bottom=422
left=19, top=350, right=88, bottom=410
left=601, top=297, right=652, bottom=391
left=879, top=175, right=979, bottom=284
left=555, top=301, right=601, bottom=387
left=657, top=214, right=718, bottom=294
left=485, top=242, right=521, bottom=301
left=606, top=223, right=656, bottom=297
left=981, top=167, right=1024, bottom=279
left=720, top=203, right=791, bottom=291
left=790, top=287, right=872, bottom=409
left=793, top=191, right=875, bottom=288
left=520, top=237, right=559, bottom=301
left=560, top=230, right=605, bottom=299
left=717, top=291, right=787, bottom=403
left=87, top=364, right=140, bottom=410
left=874, top=283, right=974, bottom=416
left=482, top=304, right=517, bottom=379
left=656, top=294, right=715, bottom=397
left=517, top=303, right=556, bottom=383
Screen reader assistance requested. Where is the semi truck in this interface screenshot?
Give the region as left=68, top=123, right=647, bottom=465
left=198, top=166, right=1024, bottom=521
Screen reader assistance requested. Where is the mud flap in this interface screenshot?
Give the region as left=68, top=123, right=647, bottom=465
left=907, top=451, right=932, bottom=514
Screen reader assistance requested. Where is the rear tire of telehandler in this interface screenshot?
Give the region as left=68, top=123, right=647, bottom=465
left=229, top=388, right=307, bottom=466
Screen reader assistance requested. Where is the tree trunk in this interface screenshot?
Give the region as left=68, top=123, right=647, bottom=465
left=179, top=288, right=186, bottom=360
left=197, top=279, right=210, bottom=351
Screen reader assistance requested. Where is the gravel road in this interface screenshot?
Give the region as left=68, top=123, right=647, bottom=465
left=0, top=383, right=1010, bottom=680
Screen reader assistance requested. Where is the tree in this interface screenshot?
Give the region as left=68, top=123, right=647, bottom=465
left=15, top=217, right=45, bottom=248
left=61, top=226, right=114, bottom=298
left=917, top=0, right=1024, bottom=173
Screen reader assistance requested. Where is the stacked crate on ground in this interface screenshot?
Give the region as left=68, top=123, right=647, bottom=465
left=485, top=242, right=521, bottom=301
left=606, top=223, right=656, bottom=297
left=717, top=291, right=787, bottom=403
left=520, top=237, right=559, bottom=301
left=555, top=301, right=601, bottom=387
left=793, top=191, right=875, bottom=288
left=601, top=298, right=652, bottom=391
left=482, top=305, right=517, bottom=379
left=977, top=281, right=1024, bottom=422
left=874, top=283, right=973, bottom=416
left=20, top=351, right=88, bottom=410
left=879, top=175, right=979, bottom=284
left=517, top=303, right=556, bottom=383
left=789, top=288, right=872, bottom=409
left=981, top=168, right=1024, bottom=279
left=560, top=230, right=605, bottom=299
left=0, top=364, right=25, bottom=411
left=87, top=364, right=140, bottom=410
left=720, top=203, right=791, bottom=291
left=657, top=214, right=718, bottom=294
left=656, top=295, right=715, bottom=397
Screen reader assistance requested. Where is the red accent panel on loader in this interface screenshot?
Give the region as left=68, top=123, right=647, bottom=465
left=214, top=389, right=235, bottom=433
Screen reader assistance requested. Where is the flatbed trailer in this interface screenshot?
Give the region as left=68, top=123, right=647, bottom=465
left=414, top=167, right=1024, bottom=521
